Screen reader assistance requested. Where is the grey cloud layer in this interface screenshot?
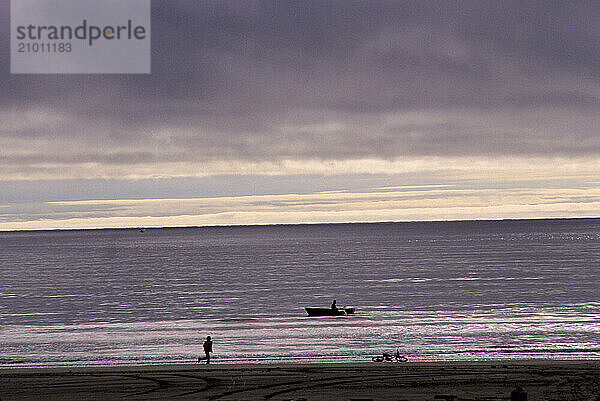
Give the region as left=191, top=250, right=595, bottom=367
left=2, top=0, right=600, bottom=168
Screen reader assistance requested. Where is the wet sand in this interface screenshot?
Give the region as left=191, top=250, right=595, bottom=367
left=1, top=360, right=599, bottom=400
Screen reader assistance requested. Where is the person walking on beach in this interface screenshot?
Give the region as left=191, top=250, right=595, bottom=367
left=199, top=336, right=213, bottom=364
left=331, top=300, right=338, bottom=311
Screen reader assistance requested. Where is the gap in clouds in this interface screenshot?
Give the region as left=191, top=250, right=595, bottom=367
left=1, top=172, right=600, bottom=230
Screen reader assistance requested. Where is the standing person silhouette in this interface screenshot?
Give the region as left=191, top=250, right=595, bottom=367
left=331, top=300, right=338, bottom=311
left=199, top=336, right=213, bottom=364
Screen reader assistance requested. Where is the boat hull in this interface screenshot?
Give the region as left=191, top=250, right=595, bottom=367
left=304, top=307, right=355, bottom=316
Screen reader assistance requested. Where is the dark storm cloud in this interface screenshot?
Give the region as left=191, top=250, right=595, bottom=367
left=2, top=0, right=600, bottom=167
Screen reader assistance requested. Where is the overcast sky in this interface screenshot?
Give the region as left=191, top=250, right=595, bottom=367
left=1, top=1, right=600, bottom=230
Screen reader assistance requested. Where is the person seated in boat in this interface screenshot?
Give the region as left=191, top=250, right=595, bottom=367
left=331, top=300, right=338, bottom=311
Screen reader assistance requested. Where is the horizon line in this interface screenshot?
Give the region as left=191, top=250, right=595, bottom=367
left=2, top=216, right=598, bottom=234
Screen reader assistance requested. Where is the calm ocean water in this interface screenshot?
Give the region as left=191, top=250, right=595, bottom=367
left=1, top=219, right=599, bottom=367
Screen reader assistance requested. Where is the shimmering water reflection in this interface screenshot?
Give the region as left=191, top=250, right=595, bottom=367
left=1, top=220, right=600, bottom=366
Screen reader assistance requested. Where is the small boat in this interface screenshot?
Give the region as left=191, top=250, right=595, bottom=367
left=305, top=307, right=355, bottom=316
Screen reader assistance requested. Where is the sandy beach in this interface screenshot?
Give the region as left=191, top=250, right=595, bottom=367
left=1, top=360, right=599, bottom=400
